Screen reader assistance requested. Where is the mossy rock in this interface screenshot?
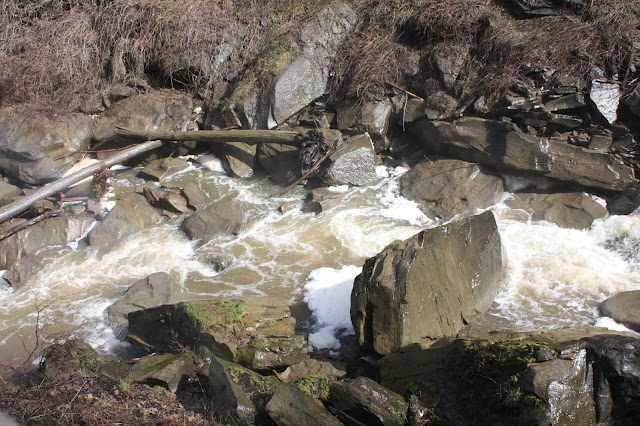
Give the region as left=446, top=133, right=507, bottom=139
left=128, top=297, right=307, bottom=370
left=41, top=340, right=102, bottom=381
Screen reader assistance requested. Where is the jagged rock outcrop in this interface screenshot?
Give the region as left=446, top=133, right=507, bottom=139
left=88, top=193, right=162, bottom=249
left=351, top=211, right=506, bottom=355
left=599, top=290, right=640, bottom=333
left=0, top=215, right=94, bottom=270
left=505, top=192, right=608, bottom=229
left=400, top=158, right=505, bottom=221
left=336, top=100, right=393, bottom=152
left=128, top=297, right=306, bottom=370
left=0, top=109, right=92, bottom=186
left=106, top=272, right=177, bottom=335
left=269, top=3, right=358, bottom=127
left=407, top=117, right=638, bottom=192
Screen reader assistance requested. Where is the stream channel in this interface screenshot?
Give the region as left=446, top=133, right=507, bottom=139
left=1, top=155, right=640, bottom=363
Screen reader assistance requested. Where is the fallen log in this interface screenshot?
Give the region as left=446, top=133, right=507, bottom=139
left=0, top=140, right=163, bottom=224
left=116, top=127, right=303, bottom=146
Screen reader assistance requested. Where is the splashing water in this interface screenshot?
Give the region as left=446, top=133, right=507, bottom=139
left=1, top=161, right=639, bottom=362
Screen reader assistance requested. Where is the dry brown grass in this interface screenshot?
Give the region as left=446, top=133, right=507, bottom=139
left=1, top=0, right=638, bottom=110
left=0, top=0, right=328, bottom=111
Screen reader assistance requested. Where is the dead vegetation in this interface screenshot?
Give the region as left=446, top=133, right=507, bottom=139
left=0, top=0, right=638, bottom=110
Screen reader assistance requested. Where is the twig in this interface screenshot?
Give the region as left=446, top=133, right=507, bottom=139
left=384, top=80, right=424, bottom=101
left=272, top=369, right=284, bottom=382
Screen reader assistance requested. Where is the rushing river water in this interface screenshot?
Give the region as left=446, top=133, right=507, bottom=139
left=1, top=156, right=640, bottom=363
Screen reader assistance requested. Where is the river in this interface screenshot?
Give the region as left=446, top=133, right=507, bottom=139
left=1, top=155, right=639, bottom=363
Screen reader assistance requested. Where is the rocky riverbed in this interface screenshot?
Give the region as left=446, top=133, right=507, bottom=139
left=2, top=0, right=640, bottom=424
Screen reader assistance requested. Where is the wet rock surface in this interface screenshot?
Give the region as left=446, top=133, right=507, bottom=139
left=599, top=290, right=640, bottom=333
left=127, top=297, right=307, bottom=370
left=400, top=158, right=505, bottom=221
left=106, top=272, right=177, bottom=334
left=351, top=211, right=506, bottom=355
left=0, top=215, right=94, bottom=270
left=88, top=192, right=162, bottom=249
left=407, top=117, right=638, bottom=192
left=505, top=191, right=608, bottom=229
left=180, top=199, right=242, bottom=241
left=0, top=110, right=92, bottom=186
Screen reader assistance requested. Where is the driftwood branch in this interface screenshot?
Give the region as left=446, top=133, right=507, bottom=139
left=116, top=127, right=303, bottom=146
left=0, top=139, right=163, bottom=224
left=0, top=208, right=61, bottom=241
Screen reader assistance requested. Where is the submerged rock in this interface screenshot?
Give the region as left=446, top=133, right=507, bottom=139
left=266, top=383, right=342, bottom=426
left=599, top=290, right=640, bottom=333
left=88, top=193, right=162, bottom=249
left=400, top=158, right=505, bottom=221
left=351, top=211, right=506, bottom=355
left=128, top=352, right=196, bottom=393
left=407, top=117, right=637, bottom=191
left=302, top=188, right=346, bottom=214
left=138, top=157, right=191, bottom=182
left=180, top=199, right=242, bottom=241
left=505, top=192, right=608, bottom=229
left=127, top=297, right=307, bottom=370
left=0, top=109, right=92, bottom=186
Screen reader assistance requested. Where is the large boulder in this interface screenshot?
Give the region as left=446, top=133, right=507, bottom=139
left=0, top=215, right=94, bottom=270
left=106, top=272, right=178, bottom=335
left=400, top=158, right=505, bottom=221
left=505, top=192, right=608, bottom=229
left=92, top=92, right=194, bottom=160
left=219, top=141, right=256, bottom=178
left=269, top=3, right=357, bottom=127
left=0, top=109, right=92, bottom=185
left=323, top=133, right=377, bottom=186
left=128, top=297, right=307, bottom=370
left=88, top=193, right=161, bottom=249
left=599, top=290, right=640, bottom=333
left=406, top=117, right=638, bottom=192
left=351, top=211, right=506, bottom=355
left=2, top=254, right=43, bottom=289
left=180, top=200, right=242, bottom=241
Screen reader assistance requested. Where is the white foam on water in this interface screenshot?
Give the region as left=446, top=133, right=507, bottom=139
left=376, top=178, right=431, bottom=226
left=486, top=212, right=640, bottom=330
left=303, top=265, right=361, bottom=350
left=196, top=153, right=226, bottom=174
left=594, top=317, right=640, bottom=335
